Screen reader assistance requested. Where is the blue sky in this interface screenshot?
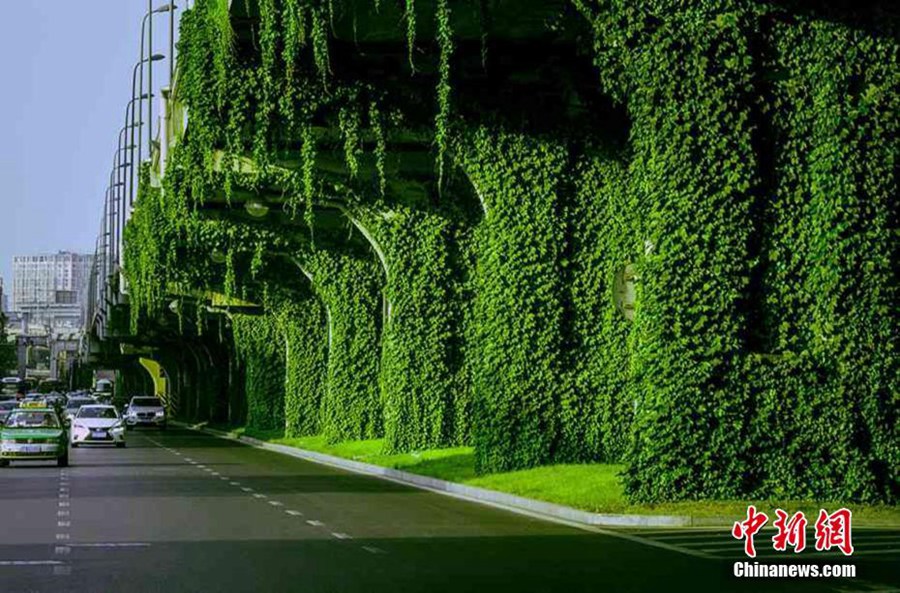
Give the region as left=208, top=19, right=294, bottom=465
left=0, top=1, right=179, bottom=288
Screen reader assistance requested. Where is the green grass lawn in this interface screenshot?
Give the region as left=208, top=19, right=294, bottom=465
left=199, top=423, right=900, bottom=526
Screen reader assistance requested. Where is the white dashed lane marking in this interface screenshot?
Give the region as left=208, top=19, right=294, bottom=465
left=150, top=435, right=389, bottom=560
left=363, top=546, right=386, bottom=555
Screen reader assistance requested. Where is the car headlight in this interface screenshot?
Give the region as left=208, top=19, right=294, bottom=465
left=155, top=411, right=165, bottom=417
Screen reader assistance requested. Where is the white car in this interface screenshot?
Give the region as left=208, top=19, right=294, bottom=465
left=70, top=405, right=126, bottom=448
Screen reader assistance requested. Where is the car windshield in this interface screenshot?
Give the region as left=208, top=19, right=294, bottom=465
left=5, top=411, right=60, bottom=428
left=132, top=398, right=163, bottom=407
left=66, top=399, right=94, bottom=409
left=77, top=407, right=119, bottom=419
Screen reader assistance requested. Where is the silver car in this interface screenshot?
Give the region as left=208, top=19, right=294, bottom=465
left=124, top=397, right=167, bottom=429
left=64, top=397, right=97, bottom=423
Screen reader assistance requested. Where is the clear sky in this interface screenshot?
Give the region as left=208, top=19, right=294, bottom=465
left=0, top=1, right=178, bottom=288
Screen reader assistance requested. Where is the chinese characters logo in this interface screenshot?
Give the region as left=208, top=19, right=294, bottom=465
left=732, top=506, right=854, bottom=558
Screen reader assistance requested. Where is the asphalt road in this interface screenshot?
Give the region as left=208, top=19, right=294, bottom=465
left=0, top=428, right=897, bottom=593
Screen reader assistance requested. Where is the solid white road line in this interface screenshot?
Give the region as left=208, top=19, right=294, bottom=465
left=0, top=561, right=65, bottom=566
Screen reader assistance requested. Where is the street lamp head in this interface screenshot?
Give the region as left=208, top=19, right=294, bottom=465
left=210, top=250, right=227, bottom=265
left=244, top=200, right=270, bottom=219
left=150, top=53, right=166, bottom=62
left=153, top=3, right=178, bottom=13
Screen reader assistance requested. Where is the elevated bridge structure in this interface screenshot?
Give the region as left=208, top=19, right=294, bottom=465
left=83, top=0, right=898, bottom=504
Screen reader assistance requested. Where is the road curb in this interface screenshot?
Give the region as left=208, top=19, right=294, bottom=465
left=174, top=422, right=729, bottom=529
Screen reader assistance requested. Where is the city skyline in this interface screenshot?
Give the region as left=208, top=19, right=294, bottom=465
left=11, top=250, right=93, bottom=330
left=0, top=1, right=172, bottom=285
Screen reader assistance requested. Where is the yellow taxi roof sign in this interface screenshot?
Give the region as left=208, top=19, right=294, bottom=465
left=20, top=401, right=49, bottom=409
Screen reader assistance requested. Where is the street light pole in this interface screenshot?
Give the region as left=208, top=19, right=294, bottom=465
left=125, top=92, right=148, bottom=207
left=136, top=3, right=176, bottom=182
left=149, top=0, right=154, bottom=156
left=136, top=53, right=165, bottom=189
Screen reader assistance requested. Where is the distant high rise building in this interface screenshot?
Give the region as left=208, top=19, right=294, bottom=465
left=0, top=276, right=7, bottom=313
left=12, top=252, right=93, bottom=329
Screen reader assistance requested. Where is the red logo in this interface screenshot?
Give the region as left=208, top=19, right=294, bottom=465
left=733, top=506, right=854, bottom=558
left=814, top=508, right=854, bottom=556
left=772, top=509, right=807, bottom=553
left=732, top=505, right=769, bottom=558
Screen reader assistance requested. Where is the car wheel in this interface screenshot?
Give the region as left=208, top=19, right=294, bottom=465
left=71, top=443, right=78, bottom=448
left=116, top=442, right=126, bottom=448
left=57, top=456, right=69, bottom=468
left=0, top=459, right=9, bottom=467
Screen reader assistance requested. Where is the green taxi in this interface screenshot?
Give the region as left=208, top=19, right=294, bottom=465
left=0, top=404, right=69, bottom=467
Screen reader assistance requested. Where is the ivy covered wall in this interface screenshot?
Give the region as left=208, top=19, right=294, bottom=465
left=115, top=0, right=897, bottom=504
left=358, top=206, right=468, bottom=453
left=577, top=1, right=898, bottom=502
left=271, top=293, right=328, bottom=438
left=460, top=127, right=569, bottom=474
left=232, top=313, right=287, bottom=432
left=303, top=250, right=384, bottom=443
left=559, top=151, right=634, bottom=464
